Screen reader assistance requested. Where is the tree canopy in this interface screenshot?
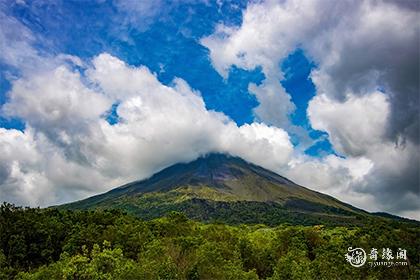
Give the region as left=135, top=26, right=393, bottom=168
left=0, top=203, right=418, bottom=279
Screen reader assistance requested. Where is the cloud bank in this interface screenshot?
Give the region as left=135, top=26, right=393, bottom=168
left=0, top=53, right=294, bottom=206
left=201, top=0, right=419, bottom=219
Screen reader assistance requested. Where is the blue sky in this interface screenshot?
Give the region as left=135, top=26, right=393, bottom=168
left=0, top=0, right=418, bottom=219
left=0, top=0, right=333, bottom=156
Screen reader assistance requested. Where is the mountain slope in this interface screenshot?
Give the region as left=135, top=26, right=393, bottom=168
left=60, top=153, right=372, bottom=226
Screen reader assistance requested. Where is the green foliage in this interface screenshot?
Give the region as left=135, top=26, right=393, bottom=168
left=0, top=203, right=418, bottom=279
left=16, top=243, right=144, bottom=280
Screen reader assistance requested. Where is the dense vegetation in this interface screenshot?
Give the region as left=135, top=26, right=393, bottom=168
left=68, top=193, right=375, bottom=227
left=0, top=203, right=418, bottom=279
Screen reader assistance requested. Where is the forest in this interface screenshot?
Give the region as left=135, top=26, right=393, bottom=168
left=0, top=203, right=419, bottom=279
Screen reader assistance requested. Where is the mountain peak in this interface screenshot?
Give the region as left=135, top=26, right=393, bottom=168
left=198, top=152, right=234, bottom=160
left=61, top=152, right=368, bottom=226
left=187, top=153, right=247, bottom=180
left=193, top=152, right=248, bottom=168
left=193, top=152, right=240, bottom=166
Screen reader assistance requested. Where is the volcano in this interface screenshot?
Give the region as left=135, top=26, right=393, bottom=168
left=61, top=153, right=377, bottom=226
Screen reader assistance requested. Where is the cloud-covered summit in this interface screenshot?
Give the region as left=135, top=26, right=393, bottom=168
left=0, top=0, right=418, bottom=219
left=0, top=53, right=294, bottom=206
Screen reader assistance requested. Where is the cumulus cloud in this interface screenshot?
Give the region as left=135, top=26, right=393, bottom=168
left=0, top=128, right=50, bottom=206
left=200, top=0, right=326, bottom=127
left=283, top=154, right=377, bottom=211
left=223, top=122, right=293, bottom=171
left=308, top=0, right=419, bottom=145
left=202, top=0, right=419, bottom=143
left=306, top=92, right=419, bottom=216
left=201, top=0, right=419, bottom=218
left=0, top=53, right=294, bottom=206
left=308, top=92, right=390, bottom=157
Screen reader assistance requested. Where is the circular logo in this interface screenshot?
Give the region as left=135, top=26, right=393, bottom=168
left=345, top=247, right=366, bottom=267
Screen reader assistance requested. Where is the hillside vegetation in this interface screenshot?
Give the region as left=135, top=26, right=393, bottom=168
left=0, top=203, right=419, bottom=280
left=61, top=154, right=376, bottom=226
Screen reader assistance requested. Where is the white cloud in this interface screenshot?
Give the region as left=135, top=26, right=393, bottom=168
left=201, top=0, right=419, bottom=218
left=201, top=0, right=322, bottom=77
left=307, top=91, right=419, bottom=216
left=308, top=92, right=389, bottom=157
left=201, top=0, right=418, bottom=137
left=0, top=53, right=294, bottom=207
left=248, top=79, right=294, bottom=128
left=200, top=0, right=329, bottom=127
left=0, top=128, right=51, bottom=206
left=3, top=66, right=110, bottom=130
left=283, top=154, right=377, bottom=212
left=223, top=122, right=294, bottom=171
